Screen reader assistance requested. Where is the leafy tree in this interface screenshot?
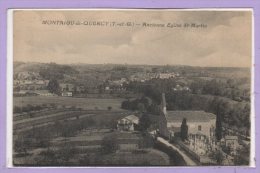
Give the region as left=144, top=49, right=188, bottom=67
left=138, top=132, right=154, bottom=148
left=222, top=145, right=231, bottom=155
left=47, top=79, right=60, bottom=95
left=121, top=100, right=130, bottom=109
left=234, top=148, right=250, bottom=165
left=137, top=103, right=146, bottom=113
left=209, top=150, right=224, bottom=165
left=180, top=118, right=188, bottom=141
left=242, top=104, right=250, bottom=129
left=139, top=113, right=151, bottom=132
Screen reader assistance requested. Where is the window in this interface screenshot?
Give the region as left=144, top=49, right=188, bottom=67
left=198, top=125, right=202, bottom=131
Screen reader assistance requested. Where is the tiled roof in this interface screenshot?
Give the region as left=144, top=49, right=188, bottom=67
left=167, top=110, right=216, bottom=122
left=123, top=115, right=139, bottom=124
left=168, top=126, right=181, bottom=132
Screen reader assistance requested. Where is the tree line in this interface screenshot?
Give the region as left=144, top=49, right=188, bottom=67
left=190, top=78, right=250, bottom=102
left=121, top=82, right=250, bottom=134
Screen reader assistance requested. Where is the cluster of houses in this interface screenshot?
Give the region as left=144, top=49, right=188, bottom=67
left=14, top=71, right=40, bottom=80
left=60, top=83, right=85, bottom=97
left=172, top=84, right=191, bottom=92
left=13, top=71, right=86, bottom=97
left=14, top=72, right=52, bottom=96
left=129, top=72, right=180, bottom=82
left=13, top=73, right=52, bottom=96
left=103, top=78, right=128, bottom=92
left=117, top=93, right=240, bottom=162
left=13, top=70, right=187, bottom=97
left=158, top=72, right=180, bottom=79
left=14, top=79, right=49, bottom=90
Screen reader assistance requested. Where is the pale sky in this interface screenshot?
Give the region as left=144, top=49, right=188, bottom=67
left=13, top=10, right=252, bottom=67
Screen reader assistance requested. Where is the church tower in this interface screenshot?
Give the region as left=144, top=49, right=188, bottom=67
left=161, top=93, right=168, bottom=119
left=158, top=93, right=170, bottom=138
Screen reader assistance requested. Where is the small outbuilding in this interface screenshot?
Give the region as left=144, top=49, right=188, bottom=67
left=117, top=115, right=139, bottom=131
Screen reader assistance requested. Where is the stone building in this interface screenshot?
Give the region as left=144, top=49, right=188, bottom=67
left=158, top=93, right=217, bottom=154
left=224, top=135, right=239, bottom=155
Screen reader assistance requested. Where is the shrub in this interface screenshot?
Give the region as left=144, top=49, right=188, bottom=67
left=100, top=135, right=119, bottom=154
left=107, top=106, right=112, bottom=111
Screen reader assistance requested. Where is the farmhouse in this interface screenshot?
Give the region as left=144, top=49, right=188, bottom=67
left=158, top=93, right=216, bottom=153
left=60, top=83, right=75, bottom=96
left=117, top=115, right=139, bottom=131
left=60, top=83, right=75, bottom=92
left=61, top=91, right=73, bottom=97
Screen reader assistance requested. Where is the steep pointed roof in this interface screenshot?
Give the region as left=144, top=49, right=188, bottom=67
left=161, top=93, right=168, bottom=121
left=123, top=115, right=139, bottom=124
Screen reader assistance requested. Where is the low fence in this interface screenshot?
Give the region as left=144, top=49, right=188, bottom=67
left=154, top=140, right=187, bottom=166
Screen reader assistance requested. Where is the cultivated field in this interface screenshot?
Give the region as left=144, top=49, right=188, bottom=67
left=14, top=148, right=170, bottom=166
left=14, top=96, right=124, bottom=110
left=87, top=149, right=170, bottom=166
left=14, top=130, right=171, bottom=166
left=52, top=130, right=141, bottom=147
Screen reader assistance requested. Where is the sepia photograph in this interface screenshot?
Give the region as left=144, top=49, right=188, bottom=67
left=11, top=9, right=253, bottom=167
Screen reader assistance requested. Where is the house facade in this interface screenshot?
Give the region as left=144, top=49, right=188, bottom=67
left=61, top=91, right=73, bottom=97
left=117, top=115, right=139, bottom=131
left=60, top=83, right=75, bottom=97
left=224, top=135, right=239, bottom=155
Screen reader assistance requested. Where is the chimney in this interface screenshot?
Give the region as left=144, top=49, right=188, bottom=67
left=162, top=93, right=167, bottom=115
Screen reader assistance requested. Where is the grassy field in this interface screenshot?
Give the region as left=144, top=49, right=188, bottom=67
left=14, top=109, right=129, bottom=134
left=14, top=96, right=124, bottom=110
left=52, top=130, right=141, bottom=146
left=14, top=148, right=170, bottom=166
left=14, top=129, right=171, bottom=166
left=89, top=149, right=170, bottom=166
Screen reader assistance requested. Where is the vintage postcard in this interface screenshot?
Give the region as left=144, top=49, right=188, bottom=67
left=9, top=9, right=253, bottom=167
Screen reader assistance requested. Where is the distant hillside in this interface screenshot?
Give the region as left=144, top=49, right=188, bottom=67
left=14, top=61, right=46, bottom=74
left=14, top=62, right=250, bottom=88
left=14, top=62, right=79, bottom=80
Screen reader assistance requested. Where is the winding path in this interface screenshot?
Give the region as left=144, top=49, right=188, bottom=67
left=157, top=137, right=198, bottom=166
